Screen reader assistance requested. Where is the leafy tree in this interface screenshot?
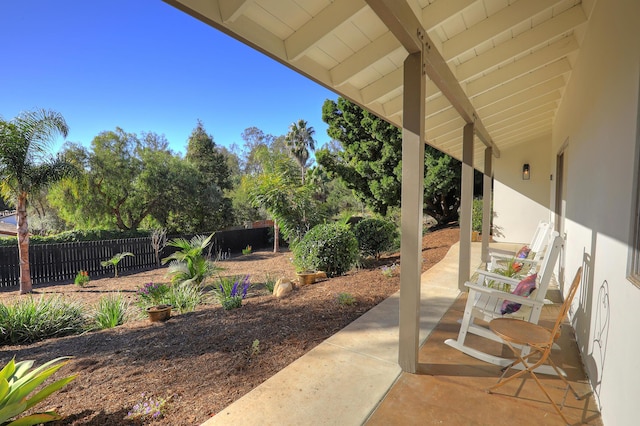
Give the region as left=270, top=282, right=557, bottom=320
left=85, top=128, right=148, bottom=230
left=318, top=98, right=402, bottom=216
left=238, top=127, right=277, bottom=175
left=186, top=120, right=232, bottom=191
left=423, top=146, right=462, bottom=225
left=229, top=128, right=291, bottom=227
left=0, top=109, right=76, bottom=293
left=284, top=119, right=316, bottom=183
left=318, top=97, right=462, bottom=224
left=185, top=121, right=234, bottom=230
left=245, top=144, right=322, bottom=247
left=49, top=141, right=126, bottom=229
left=50, top=129, right=229, bottom=233
left=305, top=164, right=363, bottom=219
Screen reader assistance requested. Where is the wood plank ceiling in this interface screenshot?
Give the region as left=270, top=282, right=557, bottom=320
left=164, top=0, right=593, bottom=170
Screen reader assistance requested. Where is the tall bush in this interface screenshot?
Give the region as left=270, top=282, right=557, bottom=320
left=292, top=223, right=358, bottom=277
left=353, top=218, right=398, bottom=259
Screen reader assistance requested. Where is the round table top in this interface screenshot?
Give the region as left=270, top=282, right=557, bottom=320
left=489, top=318, right=552, bottom=345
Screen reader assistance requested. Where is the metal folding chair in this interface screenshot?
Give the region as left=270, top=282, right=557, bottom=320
left=487, top=267, right=585, bottom=424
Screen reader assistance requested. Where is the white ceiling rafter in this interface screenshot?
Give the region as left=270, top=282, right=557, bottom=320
left=465, top=36, right=578, bottom=96
left=366, top=0, right=500, bottom=155
left=164, top=0, right=595, bottom=169
left=330, top=32, right=402, bottom=86
left=482, top=96, right=559, bottom=127
left=442, top=0, right=559, bottom=59
left=477, top=76, right=564, bottom=117
left=219, top=0, right=253, bottom=23
left=471, top=59, right=571, bottom=107
left=285, top=0, right=368, bottom=61
left=421, top=0, right=478, bottom=31
left=355, top=6, right=582, bottom=113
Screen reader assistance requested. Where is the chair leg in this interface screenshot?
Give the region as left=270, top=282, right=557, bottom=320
left=546, top=357, right=584, bottom=401
left=488, top=343, right=575, bottom=425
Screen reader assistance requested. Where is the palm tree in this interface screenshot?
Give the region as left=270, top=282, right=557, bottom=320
left=161, top=233, right=219, bottom=286
left=284, top=119, right=316, bottom=184
left=0, top=109, right=75, bottom=294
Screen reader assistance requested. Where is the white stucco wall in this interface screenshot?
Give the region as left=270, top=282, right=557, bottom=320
left=492, top=134, right=552, bottom=243
left=550, top=0, right=640, bottom=424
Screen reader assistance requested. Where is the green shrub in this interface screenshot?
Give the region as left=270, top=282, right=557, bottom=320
left=353, top=218, right=399, bottom=259
left=0, top=357, right=76, bottom=424
left=292, top=223, right=358, bottom=277
left=337, top=292, right=356, bottom=306
left=136, top=282, right=172, bottom=309
left=165, top=283, right=204, bottom=313
left=263, top=274, right=276, bottom=293
left=211, top=275, right=250, bottom=310
left=0, top=296, right=86, bottom=345
left=472, top=198, right=483, bottom=232
left=0, top=229, right=150, bottom=246
left=93, top=293, right=129, bottom=329
left=74, top=270, right=90, bottom=287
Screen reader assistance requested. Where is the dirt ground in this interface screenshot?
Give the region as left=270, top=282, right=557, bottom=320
left=0, top=227, right=459, bottom=425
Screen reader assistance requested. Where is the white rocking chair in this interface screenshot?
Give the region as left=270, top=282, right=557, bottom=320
left=487, top=220, right=552, bottom=275
left=445, top=232, right=564, bottom=370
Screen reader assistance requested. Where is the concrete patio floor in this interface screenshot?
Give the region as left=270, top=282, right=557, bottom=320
left=203, top=242, right=602, bottom=426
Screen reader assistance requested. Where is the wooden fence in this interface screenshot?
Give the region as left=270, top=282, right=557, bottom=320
left=0, top=227, right=272, bottom=288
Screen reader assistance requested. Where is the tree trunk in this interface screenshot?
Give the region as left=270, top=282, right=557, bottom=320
left=273, top=219, right=280, bottom=253
left=16, top=192, right=32, bottom=294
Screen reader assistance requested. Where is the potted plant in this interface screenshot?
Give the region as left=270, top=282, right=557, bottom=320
left=296, top=270, right=317, bottom=286
left=145, top=304, right=172, bottom=322
left=136, top=282, right=172, bottom=321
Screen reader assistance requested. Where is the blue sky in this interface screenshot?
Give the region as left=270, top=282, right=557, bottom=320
left=0, top=0, right=337, bottom=154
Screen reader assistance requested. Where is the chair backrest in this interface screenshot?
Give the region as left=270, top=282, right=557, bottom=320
left=529, top=221, right=552, bottom=254
left=546, top=267, right=582, bottom=345
left=533, top=232, right=563, bottom=296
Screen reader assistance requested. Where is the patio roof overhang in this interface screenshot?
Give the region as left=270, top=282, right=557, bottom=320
left=162, top=0, right=593, bottom=372
left=163, top=0, right=591, bottom=170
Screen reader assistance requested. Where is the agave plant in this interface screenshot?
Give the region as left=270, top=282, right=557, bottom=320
left=0, top=357, right=76, bottom=425
left=161, top=234, right=219, bottom=286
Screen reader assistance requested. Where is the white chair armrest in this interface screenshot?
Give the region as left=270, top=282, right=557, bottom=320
left=487, top=248, right=516, bottom=257
left=465, top=282, right=543, bottom=308
left=473, top=270, right=521, bottom=286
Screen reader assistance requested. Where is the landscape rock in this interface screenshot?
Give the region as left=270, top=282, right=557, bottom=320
left=273, top=278, right=293, bottom=298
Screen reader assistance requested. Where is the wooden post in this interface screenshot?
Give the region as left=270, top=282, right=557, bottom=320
left=398, top=51, right=425, bottom=373
left=482, top=147, right=493, bottom=262
left=458, top=123, right=474, bottom=291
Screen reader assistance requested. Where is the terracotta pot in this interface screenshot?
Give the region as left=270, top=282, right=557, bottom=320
left=296, top=272, right=317, bottom=286
left=146, top=305, right=172, bottom=322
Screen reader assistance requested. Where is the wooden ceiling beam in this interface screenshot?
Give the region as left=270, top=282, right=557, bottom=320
left=366, top=0, right=499, bottom=157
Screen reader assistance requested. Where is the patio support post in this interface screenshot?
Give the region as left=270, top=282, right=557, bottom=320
left=482, top=148, right=493, bottom=261
left=458, top=123, right=474, bottom=291
left=398, top=50, right=425, bottom=373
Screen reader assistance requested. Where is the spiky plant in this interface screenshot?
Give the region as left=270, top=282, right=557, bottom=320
left=161, top=234, right=219, bottom=286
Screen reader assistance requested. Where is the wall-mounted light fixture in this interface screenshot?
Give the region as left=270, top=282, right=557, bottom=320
left=522, top=163, right=530, bottom=180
